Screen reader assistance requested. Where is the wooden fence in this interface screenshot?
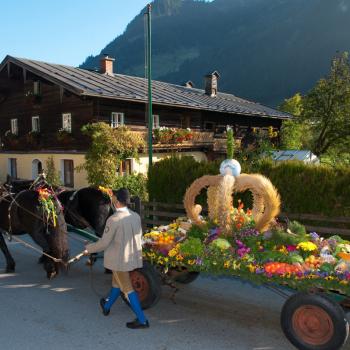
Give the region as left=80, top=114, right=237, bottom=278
left=141, top=201, right=350, bottom=236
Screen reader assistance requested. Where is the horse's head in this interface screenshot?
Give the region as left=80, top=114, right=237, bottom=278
left=45, top=200, right=69, bottom=278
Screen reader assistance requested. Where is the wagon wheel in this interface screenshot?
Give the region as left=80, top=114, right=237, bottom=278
left=281, top=292, right=349, bottom=350
left=129, top=261, right=161, bottom=310
left=168, top=267, right=200, bottom=284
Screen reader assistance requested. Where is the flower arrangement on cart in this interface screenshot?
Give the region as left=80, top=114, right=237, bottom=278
left=142, top=158, right=350, bottom=350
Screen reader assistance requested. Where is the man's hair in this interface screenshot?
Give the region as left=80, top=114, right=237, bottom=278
left=115, top=188, right=130, bottom=206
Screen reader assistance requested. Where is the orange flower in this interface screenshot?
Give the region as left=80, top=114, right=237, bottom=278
left=38, top=188, right=50, bottom=200
left=238, top=201, right=244, bottom=210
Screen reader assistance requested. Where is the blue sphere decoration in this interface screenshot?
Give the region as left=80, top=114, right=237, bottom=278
left=220, top=159, right=241, bottom=177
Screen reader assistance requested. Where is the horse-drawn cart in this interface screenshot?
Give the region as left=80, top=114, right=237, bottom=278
left=3, top=171, right=350, bottom=349
left=103, top=160, right=349, bottom=350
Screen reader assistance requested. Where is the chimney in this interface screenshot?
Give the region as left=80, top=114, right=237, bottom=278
left=100, top=54, right=115, bottom=75
left=204, top=71, right=220, bottom=97
left=184, top=80, right=194, bottom=88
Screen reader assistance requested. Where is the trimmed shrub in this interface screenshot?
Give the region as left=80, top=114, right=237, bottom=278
left=148, top=156, right=350, bottom=216
left=113, top=173, right=148, bottom=201
left=254, top=159, right=350, bottom=216
left=147, top=156, right=221, bottom=204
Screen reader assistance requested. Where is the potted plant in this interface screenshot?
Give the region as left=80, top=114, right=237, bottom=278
left=56, top=128, right=73, bottom=145
left=3, top=130, right=19, bottom=148
left=25, top=131, right=41, bottom=147
left=153, top=127, right=175, bottom=144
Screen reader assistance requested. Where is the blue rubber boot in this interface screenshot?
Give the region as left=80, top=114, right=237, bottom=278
left=126, top=291, right=149, bottom=329
left=100, top=287, right=120, bottom=316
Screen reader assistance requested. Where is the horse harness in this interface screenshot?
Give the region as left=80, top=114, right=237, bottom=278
left=0, top=186, right=66, bottom=265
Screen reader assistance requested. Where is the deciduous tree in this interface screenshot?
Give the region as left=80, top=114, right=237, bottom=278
left=302, top=52, right=350, bottom=157
left=78, top=122, right=145, bottom=187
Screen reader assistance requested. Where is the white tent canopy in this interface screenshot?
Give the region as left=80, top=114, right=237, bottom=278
left=270, top=150, right=319, bottom=164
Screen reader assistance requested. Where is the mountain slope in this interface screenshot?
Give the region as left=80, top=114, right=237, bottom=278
left=81, top=0, right=350, bottom=106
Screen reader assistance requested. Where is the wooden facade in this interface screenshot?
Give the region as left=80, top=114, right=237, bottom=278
left=0, top=56, right=289, bottom=155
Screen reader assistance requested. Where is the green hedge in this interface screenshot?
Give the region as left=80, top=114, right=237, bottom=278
left=255, top=160, right=350, bottom=216
left=148, top=156, right=350, bottom=216
left=148, top=156, right=221, bottom=204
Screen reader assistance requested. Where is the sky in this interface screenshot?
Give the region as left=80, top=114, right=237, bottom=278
left=0, top=0, right=153, bottom=67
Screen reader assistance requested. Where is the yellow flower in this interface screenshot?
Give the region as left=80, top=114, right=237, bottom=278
left=232, top=262, right=241, bottom=270
left=278, top=246, right=288, bottom=255
left=297, top=242, right=318, bottom=252
left=340, top=280, right=348, bottom=285
left=247, top=264, right=255, bottom=273
left=224, top=261, right=230, bottom=268
left=98, top=186, right=113, bottom=198
left=325, top=276, right=336, bottom=281
left=176, top=254, right=184, bottom=261
left=168, top=248, right=178, bottom=257
left=187, top=259, right=195, bottom=265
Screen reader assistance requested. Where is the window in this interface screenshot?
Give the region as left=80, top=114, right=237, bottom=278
left=7, top=158, right=17, bottom=178
left=118, top=159, right=132, bottom=176
left=62, top=113, right=72, bottom=132
left=33, top=81, right=41, bottom=96
left=153, top=115, right=160, bottom=129
left=111, top=112, right=124, bottom=128
left=10, top=118, right=18, bottom=135
left=61, top=159, right=74, bottom=187
left=32, top=116, right=40, bottom=132
left=32, top=159, right=43, bottom=179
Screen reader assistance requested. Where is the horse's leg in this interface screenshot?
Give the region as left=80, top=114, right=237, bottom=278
left=0, top=231, right=16, bottom=273
left=29, top=230, right=57, bottom=279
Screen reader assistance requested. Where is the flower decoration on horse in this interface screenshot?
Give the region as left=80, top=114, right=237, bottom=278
left=37, top=187, right=58, bottom=227
left=98, top=186, right=113, bottom=199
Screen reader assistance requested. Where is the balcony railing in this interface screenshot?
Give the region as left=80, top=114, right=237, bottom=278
left=0, top=128, right=232, bottom=153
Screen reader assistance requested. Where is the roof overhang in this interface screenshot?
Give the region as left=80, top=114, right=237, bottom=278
left=0, top=55, right=84, bottom=96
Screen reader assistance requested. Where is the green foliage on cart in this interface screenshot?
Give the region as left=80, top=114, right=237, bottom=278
left=143, top=213, right=350, bottom=297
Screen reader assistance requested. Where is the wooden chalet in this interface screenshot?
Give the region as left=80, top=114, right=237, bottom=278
left=0, top=55, right=290, bottom=188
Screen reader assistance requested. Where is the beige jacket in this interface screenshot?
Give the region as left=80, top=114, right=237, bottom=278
left=86, top=208, right=143, bottom=272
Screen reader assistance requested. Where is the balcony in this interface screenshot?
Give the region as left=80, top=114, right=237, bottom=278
left=131, top=128, right=216, bottom=151
left=0, top=127, right=234, bottom=154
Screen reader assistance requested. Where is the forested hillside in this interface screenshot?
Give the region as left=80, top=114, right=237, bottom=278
left=81, top=0, right=350, bottom=106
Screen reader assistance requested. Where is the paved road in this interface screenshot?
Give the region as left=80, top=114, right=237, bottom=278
left=1, top=235, right=349, bottom=350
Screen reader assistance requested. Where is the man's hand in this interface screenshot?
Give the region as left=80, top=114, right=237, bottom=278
left=82, top=249, right=89, bottom=256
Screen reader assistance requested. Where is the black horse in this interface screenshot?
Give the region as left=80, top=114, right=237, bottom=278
left=58, top=187, right=141, bottom=236
left=0, top=189, right=69, bottom=278
left=57, top=187, right=115, bottom=237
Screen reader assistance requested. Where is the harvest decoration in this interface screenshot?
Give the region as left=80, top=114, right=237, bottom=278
left=143, top=159, right=350, bottom=296
left=37, top=187, right=58, bottom=227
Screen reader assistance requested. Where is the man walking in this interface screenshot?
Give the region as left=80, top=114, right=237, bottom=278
left=84, top=188, right=149, bottom=329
